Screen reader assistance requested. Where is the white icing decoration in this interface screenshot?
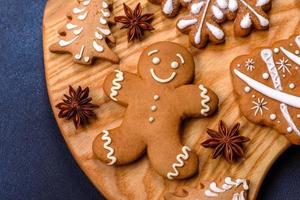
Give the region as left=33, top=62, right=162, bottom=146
left=177, top=19, right=198, bottom=30
left=100, top=17, right=107, bottom=25
left=58, top=36, right=79, bottom=47
left=101, top=130, right=117, bottom=165
left=73, top=7, right=86, bottom=14
left=212, top=5, right=224, bottom=20
left=82, top=0, right=91, bottom=6
left=280, top=47, right=300, bottom=65
left=194, top=0, right=210, bottom=45
left=251, top=97, right=269, bottom=116
left=234, top=69, right=300, bottom=108
left=228, top=0, right=238, bottom=12
left=97, top=27, right=111, bottom=35
left=261, top=49, right=300, bottom=136
left=151, top=105, right=157, bottom=111
left=166, top=146, right=191, bottom=180
left=95, top=32, right=103, bottom=40
left=149, top=117, right=155, bottom=123
left=239, top=0, right=269, bottom=27
left=274, top=48, right=280, bottom=53
left=102, top=1, right=109, bottom=8
left=93, top=40, right=104, bottom=52
left=66, top=23, right=78, bottom=30
left=205, top=177, right=249, bottom=198
left=270, top=114, right=277, bottom=120
left=73, top=27, right=83, bottom=35
left=148, top=49, right=159, bottom=56
left=152, top=57, right=160, bottom=65
left=296, top=50, right=300, bottom=55
left=74, top=45, right=85, bottom=60
left=297, top=114, right=300, bottom=118
left=262, top=72, right=269, bottom=80
left=84, top=57, right=90, bottom=63
left=171, top=61, right=179, bottom=69
left=206, top=22, right=224, bottom=39
left=240, top=13, right=252, bottom=29
left=244, top=86, right=251, bottom=93
left=289, top=83, right=295, bottom=89
left=245, top=58, right=255, bottom=71
left=101, top=9, right=110, bottom=17
left=77, top=11, right=88, bottom=20
left=276, top=57, right=291, bottom=74
left=176, top=53, right=185, bottom=64
left=163, top=0, right=173, bottom=15
left=210, top=182, right=225, bottom=193
left=217, top=0, right=228, bottom=9
left=110, top=70, right=124, bottom=101
left=205, top=190, right=218, bottom=197
left=154, top=95, right=160, bottom=100
left=191, top=2, right=205, bottom=15
left=256, top=0, right=270, bottom=7
left=296, top=35, right=300, bottom=48
left=199, top=84, right=210, bottom=116
left=150, top=68, right=177, bottom=83
left=287, top=127, right=293, bottom=133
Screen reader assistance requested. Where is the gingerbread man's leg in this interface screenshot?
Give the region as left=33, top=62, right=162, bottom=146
left=147, top=138, right=199, bottom=180
left=92, top=127, right=146, bottom=165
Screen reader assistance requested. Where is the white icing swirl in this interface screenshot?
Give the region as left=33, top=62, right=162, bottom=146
left=110, top=70, right=124, bottom=101
left=167, top=146, right=191, bottom=180
left=199, top=84, right=211, bottom=116
left=101, top=130, right=117, bottom=165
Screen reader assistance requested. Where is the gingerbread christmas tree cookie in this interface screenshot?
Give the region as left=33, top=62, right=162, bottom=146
left=92, top=41, right=219, bottom=180
left=165, top=176, right=249, bottom=199
left=49, top=0, right=119, bottom=65
left=231, top=35, right=300, bottom=144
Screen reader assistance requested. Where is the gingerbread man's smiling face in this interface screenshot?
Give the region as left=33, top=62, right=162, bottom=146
left=138, top=42, right=195, bottom=87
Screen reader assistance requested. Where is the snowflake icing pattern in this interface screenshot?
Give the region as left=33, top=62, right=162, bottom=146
left=276, top=57, right=292, bottom=74
left=251, top=98, right=269, bottom=116
left=245, top=59, right=255, bottom=71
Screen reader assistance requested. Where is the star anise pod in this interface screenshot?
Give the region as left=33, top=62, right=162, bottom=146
left=56, top=86, right=99, bottom=129
left=201, top=121, right=250, bottom=163
left=114, top=3, right=154, bottom=41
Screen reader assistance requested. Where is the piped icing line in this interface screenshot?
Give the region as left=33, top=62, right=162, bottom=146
left=97, top=27, right=111, bottom=36
left=205, top=177, right=249, bottom=198
left=167, top=146, right=191, bottom=180
left=177, top=19, right=198, bottom=29
left=234, top=69, right=300, bottom=108
left=199, top=84, right=210, bottom=116
left=280, top=47, right=300, bottom=65
left=73, top=27, right=84, bottom=35
left=101, top=130, right=117, bottom=165
left=66, top=23, right=78, bottom=30
left=110, top=70, right=124, bottom=101
left=176, top=53, right=185, bottom=64
left=75, top=45, right=85, bottom=60
left=194, top=0, right=211, bottom=45
left=148, top=49, right=159, bottom=56
left=256, top=0, right=270, bottom=7
left=59, top=36, right=79, bottom=47
left=93, top=40, right=104, bottom=52
left=239, top=0, right=269, bottom=27
left=77, top=11, right=88, bottom=20
left=82, top=0, right=91, bottom=6
left=73, top=7, right=86, bottom=14
left=150, top=68, right=177, bottom=83
left=261, top=49, right=300, bottom=136
left=296, top=35, right=300, bottom=48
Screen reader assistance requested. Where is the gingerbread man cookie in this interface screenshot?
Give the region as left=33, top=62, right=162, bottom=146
left=93, top=41, right=219, bottom=180
left=231, top=35, right=300, bottom=145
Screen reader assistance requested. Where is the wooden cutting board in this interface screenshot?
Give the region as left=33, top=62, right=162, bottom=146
left=43, top=0, right=300, bottom=199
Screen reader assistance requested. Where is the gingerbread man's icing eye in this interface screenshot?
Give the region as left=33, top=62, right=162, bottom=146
left=171, top=61, right=179, bottom=69
left=152, top=57, right=161, bottom=65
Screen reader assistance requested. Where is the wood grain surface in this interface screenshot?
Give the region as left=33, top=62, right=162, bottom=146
left=43, top=0, right=300, bottom=199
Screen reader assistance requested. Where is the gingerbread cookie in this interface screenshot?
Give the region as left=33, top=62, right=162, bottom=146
left=49, top=0, right=119, bottom=65
left=148, top=0, right=191, bottom=18
left=93, top=41, right=219, bottom=180
left=165, top=176, right=249, bottom=199
left=176, top=0, right=272, bottom=48
left=231, top=35, right=300, bottom=145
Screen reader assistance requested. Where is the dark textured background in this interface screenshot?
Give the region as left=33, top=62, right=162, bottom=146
left=0, top=0, right=300, bottom=200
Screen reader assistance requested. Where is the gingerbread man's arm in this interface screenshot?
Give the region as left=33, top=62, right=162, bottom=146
left=176, top=84, right=219, bottom=118
left=103, top=70, right=142, bottom=106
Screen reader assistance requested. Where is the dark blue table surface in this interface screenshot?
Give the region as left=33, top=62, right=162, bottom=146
left=1, top=1, right=300, bottom=200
